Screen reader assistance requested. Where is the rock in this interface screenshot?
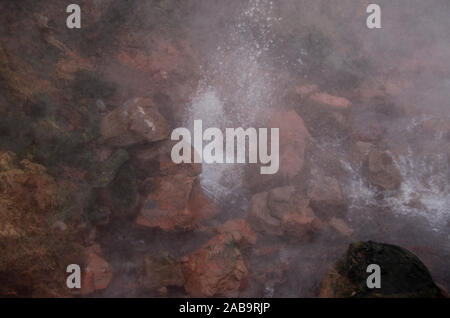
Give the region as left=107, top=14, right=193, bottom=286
left=116, top=38, right=184, bottom=77
left=100, top=97, right=169, bottom=147
left=0, top=153, right=84, bottom=297
left=101, top=162, right=138, bottom=216
left=307, top=176, right=347, bottom=218
left=136, top=174, right=216, bottom=231
left=319, top=241, right=447, bottom=298
left=139, top=253, right=185, bottom=292
left=52, top=220, right=68, bottom=232
left=247, top=192, right=282, bottom=236
left=0, top=151, right=16, bottom=172
left=272, top=110, right=309, bottom=180
left=366, top=149, right=402, bottom=190
left=329, top=217, right=353, bottom=237
left=87, top=149, right=129, bottom=188
left=295, top=84, right=318, bottom=96
left=131, top=139, right=202, bottom=178
left=244, top=110, right=309, bottom=192
left=247, top=187, right=320, bottom=239
left=0, top=156, right=59, bottom=212
left=309, top=92, right=351, bottom=110
left=86, top=205, right=111, bottom=226
left=422, top=118, right=450, bottom=139
left=217, top=219, right=257, bottom=246
left=349, top=141, right=373, bottom=166
left=80, top=246, right=113, bottom=295
left=183, top=233, right=249, bottom=297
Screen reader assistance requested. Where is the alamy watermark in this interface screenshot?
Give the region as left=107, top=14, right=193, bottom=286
left=170, top=120, right=279, bottom=175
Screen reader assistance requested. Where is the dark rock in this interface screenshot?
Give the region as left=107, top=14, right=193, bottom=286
left=319, top=241, right=447, bottom=298
left=139, top=253, right=185, bottom=292
left=87, top=149, right=129, bottom=188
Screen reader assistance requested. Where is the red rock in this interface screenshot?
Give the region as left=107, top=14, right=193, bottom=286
left=271, top=110, right=309, bottom=179
left=244, top=110, right=309, bottom=191
left=55, top=46, right=92, bottom=81
left=80, top=247, right=112, bottom=295
left=217, top=219, right=257, bottom=246
left=310, top=92, right=351, bottom=110
left=136, top=175, right=216, bottom=231
left=183, top=233, right=249, bottom=297
left=295, top=84, right=318, bottom=96
left=274, top=110, right=310, bottom=175
left=117, top=39, right=181, bottom=76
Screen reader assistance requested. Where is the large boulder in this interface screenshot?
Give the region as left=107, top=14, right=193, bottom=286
left=366, top=150, right=402, bottom=190
left=319, top=241, right=447, bottom=298
left=100, top=97, right=169, bottom=147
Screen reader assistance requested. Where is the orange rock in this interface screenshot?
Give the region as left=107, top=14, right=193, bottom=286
left=244, top=110, right=310, bottom=191
left=310, top=92, right=351, bottom=110
left=80, top=248, right=112, bottom=295
left=270, top=110, right=310, bottom=179
left=329, top=217, right=353, bottom=237
left=137, top=175, right=216, bottom=231
left=295, top=84, right=318, bottom=96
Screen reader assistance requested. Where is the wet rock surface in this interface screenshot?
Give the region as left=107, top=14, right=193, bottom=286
left=320, top=241, right=447, bottom=298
